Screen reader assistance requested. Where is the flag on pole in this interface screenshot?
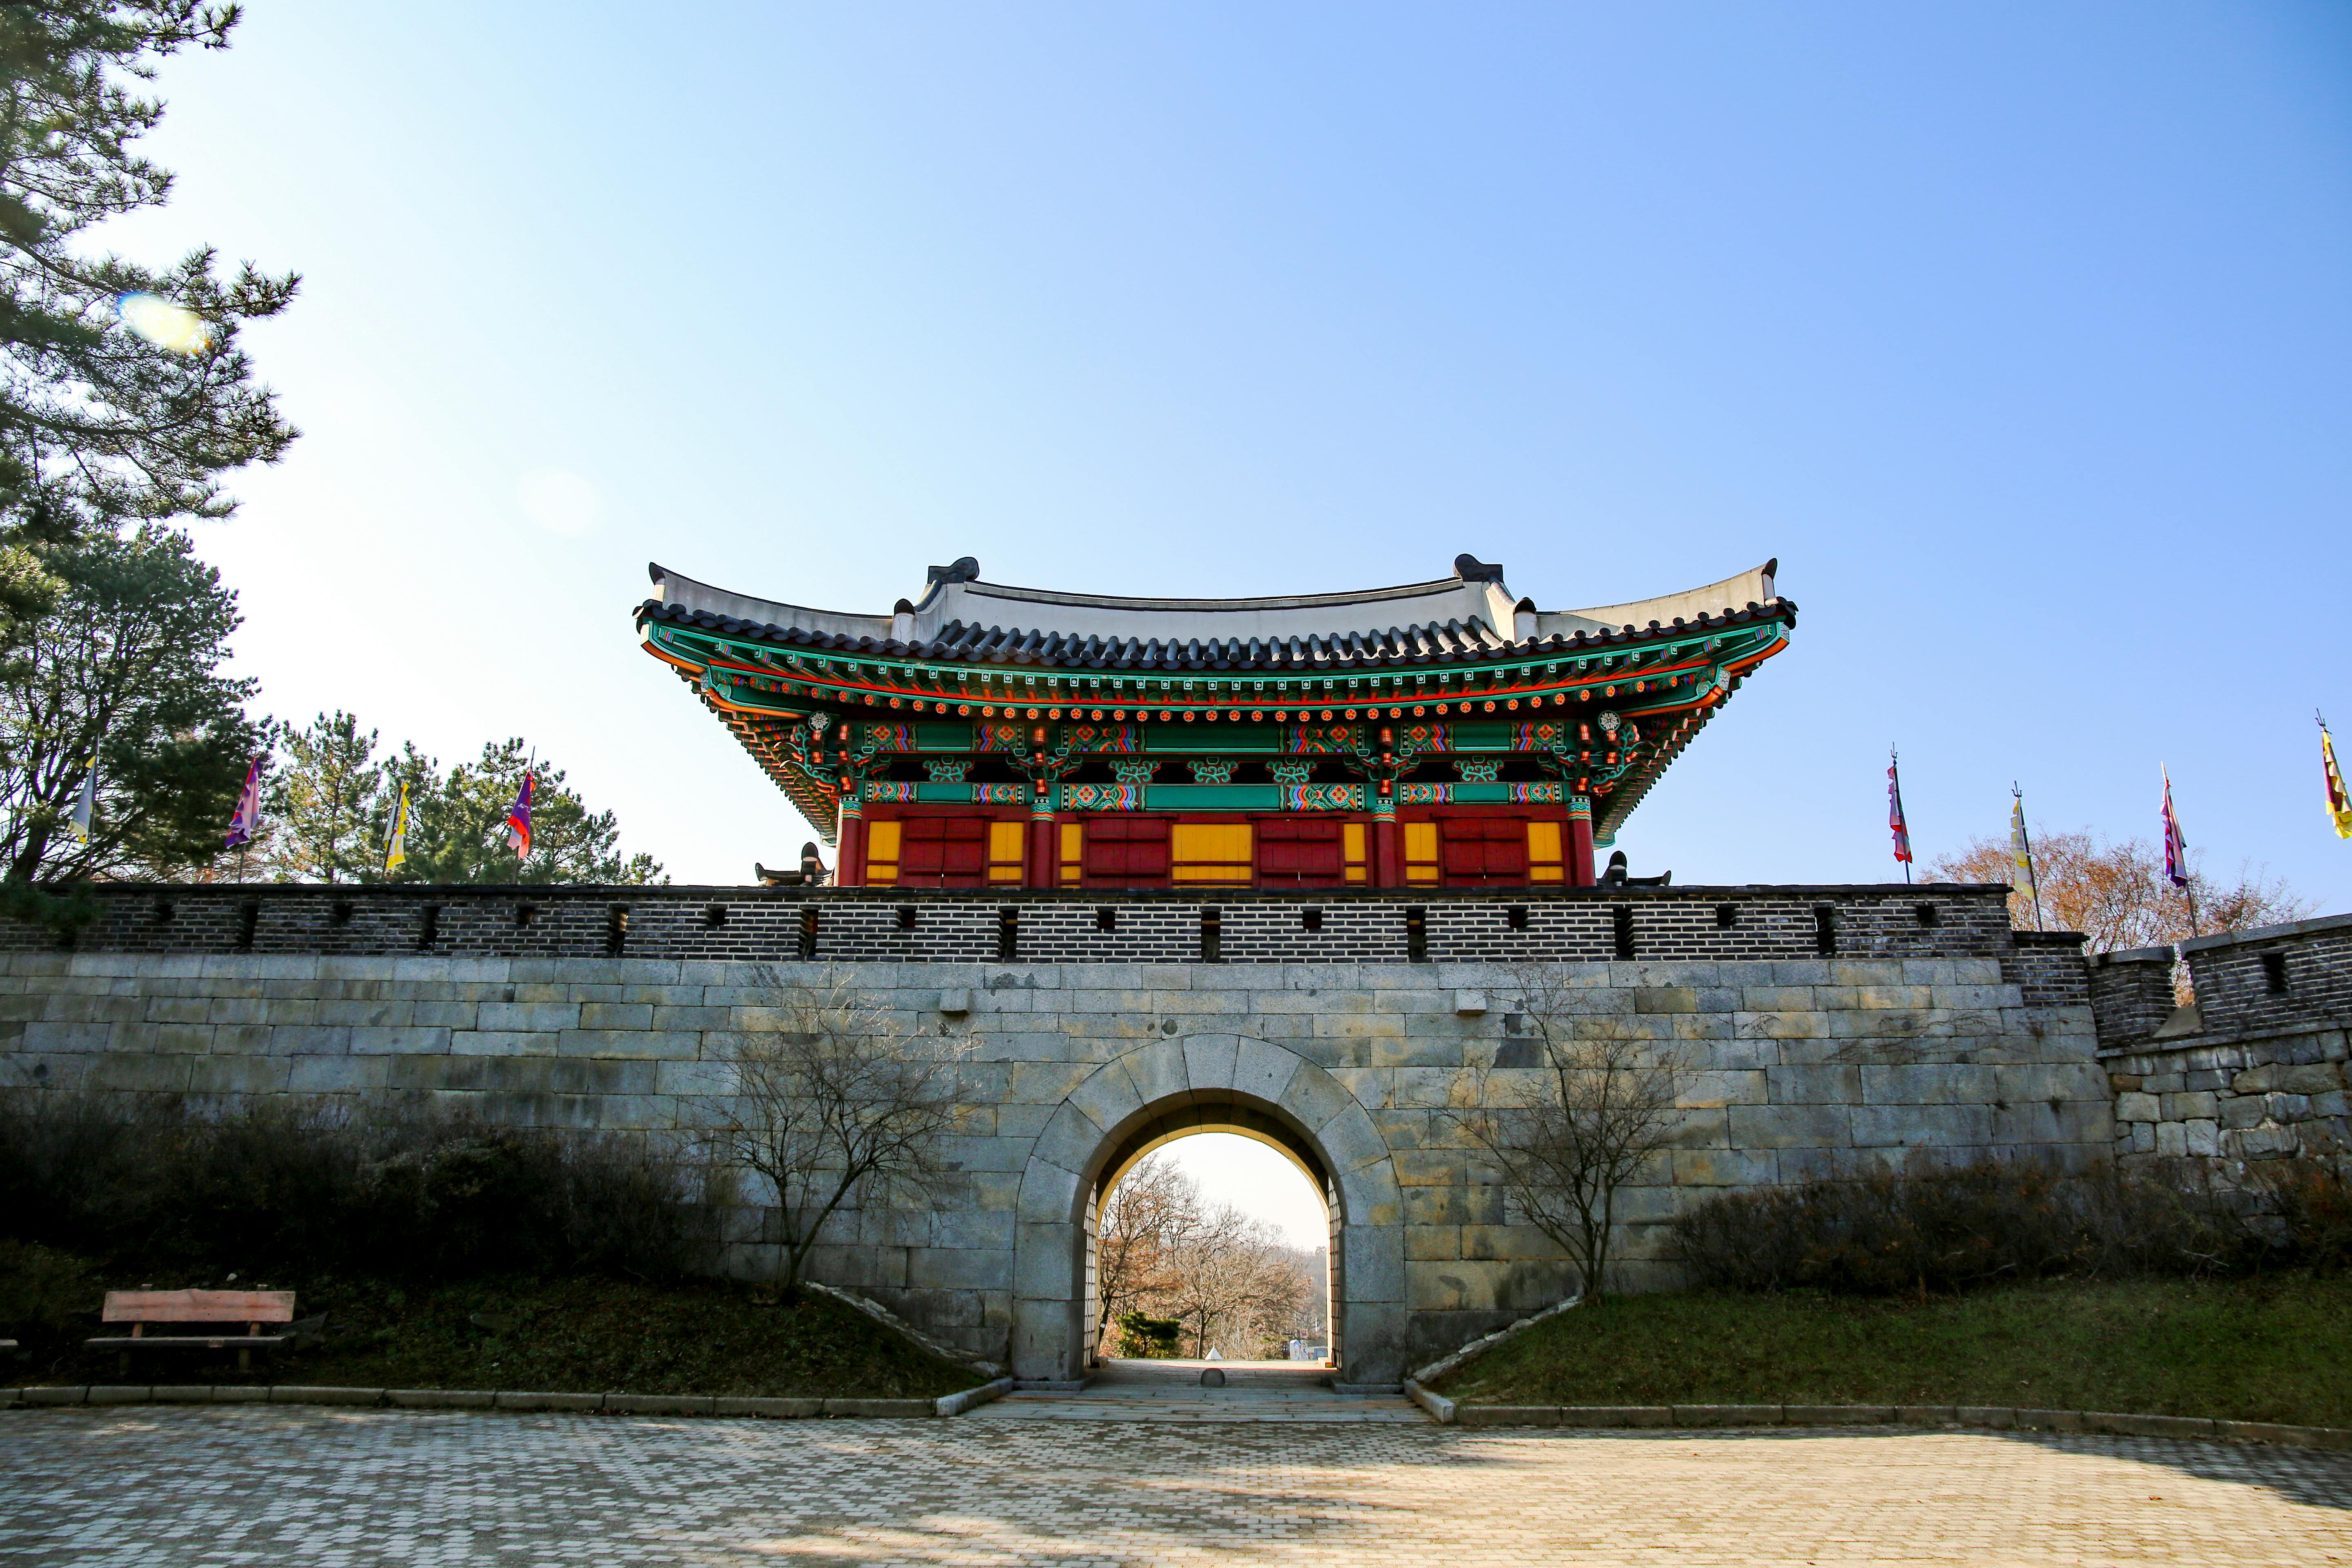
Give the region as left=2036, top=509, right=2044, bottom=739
left=68, top=755, right=96, bottom=844
left=224, top=755, right=264, bottom=849
left=2009, top=786, right=2042, bottom=929
left=503, top=772, right=534, bottom=860
left=2160, top=766, right=2190, bottom=888
left=1886, top=747, right=1913, bottom=872
left=2324, top=716, right=2352, bottom=840
left=383, top=781, right=411, bottom=873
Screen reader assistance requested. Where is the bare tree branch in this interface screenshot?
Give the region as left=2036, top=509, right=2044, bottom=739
left=697, top=972, right=966, bottom=1292
left=1453, top=962, right=1687, bottom=1303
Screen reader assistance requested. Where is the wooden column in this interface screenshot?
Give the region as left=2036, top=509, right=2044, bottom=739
left=1025, top=791, right=1057, bottom=889
left=1566, top=795, right=1596, bottom=888
left=835, top=800, right=866, bottom=889
left=1372, top=810, right=1399, bottom=888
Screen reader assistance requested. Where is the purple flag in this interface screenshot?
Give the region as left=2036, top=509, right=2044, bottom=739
left=224, top=755, right=264, bottom=849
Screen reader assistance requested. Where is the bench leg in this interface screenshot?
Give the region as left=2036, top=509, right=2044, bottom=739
left=238, top=1346, right=252, bottom=1373
left=118, top=1351, right=129, bottom=1378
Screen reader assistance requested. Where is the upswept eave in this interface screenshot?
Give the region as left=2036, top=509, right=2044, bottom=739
left=640, top=556, right=1796, bottom=674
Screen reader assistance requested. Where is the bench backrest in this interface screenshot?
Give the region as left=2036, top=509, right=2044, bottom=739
left=100, top=1290, right=296, bottom=1324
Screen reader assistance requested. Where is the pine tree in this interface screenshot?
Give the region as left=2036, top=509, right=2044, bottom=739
left=0, top=523, right=264, bottom=881
left=263, top=711, right=384, bottom=883
left=0, top=3, right=298, bottom=545
left=384, top=739, right=661, bottom=886
left=0, top=4, right=296, bottom=906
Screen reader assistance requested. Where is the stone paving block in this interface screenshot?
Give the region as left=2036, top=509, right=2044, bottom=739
left=212, top=1385, right=269, bottom=1403
left=1558, top=1405, right=1674, bottom=1427
left=493, top=1391, right=602, bottom=1412
left=386, top=1389, right=495, bottom=1409
left=714, top=1396, right=824, bottom=1419
left=85, top=1386, right=152, bottom=1405
left=607, top=1394, right=717, bottom=1417
left=2015, top=1407, right=2086, bottom=1432
left=822, top=1397, right=934, bottom=1418
left=20, top=1386, right=87, bottom=1406
left=146, top=1386, right=215, bottom=1404
left=1673, top=1404, right=1783, bottom=1427
left=1456, top=1405, right=1558, bottom=1426
left=1785, top=1405, right=1894, bottom=1425
left=272, top=1386, right=383, bottom=1406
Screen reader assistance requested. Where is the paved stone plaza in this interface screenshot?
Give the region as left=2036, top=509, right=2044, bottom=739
left=4, top=1405, right=2349, bottom=1565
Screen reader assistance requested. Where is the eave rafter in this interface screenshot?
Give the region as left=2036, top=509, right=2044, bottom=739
left=638, top=579, right=1795, bottom=846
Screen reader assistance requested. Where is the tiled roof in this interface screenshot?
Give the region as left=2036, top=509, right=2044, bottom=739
left=637, top=591, right=1794, bottom=673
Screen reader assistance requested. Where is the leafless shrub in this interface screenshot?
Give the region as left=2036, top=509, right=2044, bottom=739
left=698, top=974, right=966, bottom=1291
left=0, top=1089, right=723, bottom=1281
left=2246, top=1155, right=2352, bottom=1272
left=1670, top=1156, right=2256, bottom=1294
left=1454, top=963, right=1686, bottom=1302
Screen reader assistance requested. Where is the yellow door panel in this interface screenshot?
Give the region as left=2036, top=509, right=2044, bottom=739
left=988, top=820, right=1027, bottom=865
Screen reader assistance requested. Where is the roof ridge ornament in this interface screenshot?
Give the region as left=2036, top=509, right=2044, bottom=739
left=1453, top=553, right=1506, bottom=584
left=927, top=557, right=981, bottom=586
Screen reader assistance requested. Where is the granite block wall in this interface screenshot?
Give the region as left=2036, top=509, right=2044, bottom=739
left=0, top=880, right=2109, bottom=1385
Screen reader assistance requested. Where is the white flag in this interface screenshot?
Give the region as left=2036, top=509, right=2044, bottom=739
left=68, top=756, right=96, bottom=843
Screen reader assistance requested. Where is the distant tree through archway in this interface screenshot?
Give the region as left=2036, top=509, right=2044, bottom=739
left=1094, top=1135, right=1330, bottom=1362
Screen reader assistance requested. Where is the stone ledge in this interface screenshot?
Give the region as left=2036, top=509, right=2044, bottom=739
left=1418, top=1401, right=2352, bottom=1449
left=0, top=1386, right=976, bottom=1419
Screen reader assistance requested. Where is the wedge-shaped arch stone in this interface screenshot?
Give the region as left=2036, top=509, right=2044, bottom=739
left=1010, top=1033, right=1407, bottom=1385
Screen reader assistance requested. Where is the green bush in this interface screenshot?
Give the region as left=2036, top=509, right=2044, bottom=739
left=1114, top=1310, right=1183, bottom=1358
left=0, top=1090, right=724, bottom=1284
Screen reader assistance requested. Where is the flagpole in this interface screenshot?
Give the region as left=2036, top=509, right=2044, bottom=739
left=2013, top=782, right=2042, bottom=932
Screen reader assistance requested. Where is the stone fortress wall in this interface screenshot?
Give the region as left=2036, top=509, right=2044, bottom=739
left=2091, top=913, right=2352, bottom=1165
left=0, top=882, right=2110, bottom=1385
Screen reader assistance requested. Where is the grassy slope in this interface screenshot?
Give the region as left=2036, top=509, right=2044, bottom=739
left=0, top=1245, right=977, bottom=1398
left=1430, top=1276, right=2352, bottom=1429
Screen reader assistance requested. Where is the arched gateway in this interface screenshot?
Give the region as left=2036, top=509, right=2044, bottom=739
left=1011, top=1034, right=1404, bottom=1385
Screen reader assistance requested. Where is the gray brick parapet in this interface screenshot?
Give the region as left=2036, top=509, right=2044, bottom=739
left=2101, top=914, right=2352, bottom=1163
left=9, top=882, right=2042, bottom=969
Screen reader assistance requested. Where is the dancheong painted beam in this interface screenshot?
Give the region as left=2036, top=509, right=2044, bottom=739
left=635, top=552, right=1796, bottom=891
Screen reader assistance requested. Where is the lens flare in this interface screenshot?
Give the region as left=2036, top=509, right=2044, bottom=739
left=114, top=292, right=212, bottom=354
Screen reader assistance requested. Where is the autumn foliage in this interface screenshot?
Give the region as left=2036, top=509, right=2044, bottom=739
left=1930, top=829, right=2307, bottom=953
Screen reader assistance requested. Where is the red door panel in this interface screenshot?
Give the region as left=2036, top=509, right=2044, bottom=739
left=1084, top=817, right=1171, bottom=887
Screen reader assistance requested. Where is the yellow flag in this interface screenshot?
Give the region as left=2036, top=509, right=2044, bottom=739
left=384, top=782, right=411, bottom=871
left=2325, top=726, right=2352, bottom=840
left=2008, top=795, right=2036, bottom=897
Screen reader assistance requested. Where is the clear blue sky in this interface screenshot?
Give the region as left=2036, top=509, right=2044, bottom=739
left=102, top=3, right=2352, bottom=906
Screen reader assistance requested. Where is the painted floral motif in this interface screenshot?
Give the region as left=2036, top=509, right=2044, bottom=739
left=1454, top=759, right=1501, bottom=783
left=1285, top=723, right=1361, bottom=754
left=1056, top=723, right=1140, bottom=754
left=1111, top=760, right=1158, bottom=784
left=973, top=723, right=1029, bottom=753
left=1397, top=782, right=1452, bottom=805
left=1284, top=783, right=1364, bottom=811
left=1188, top=758, right=1236, bottom=784
left=1061, top=782, right=1142, bottom=811
left=924, top=760, right=970, bottom=783
left=974, top=782, right=1028, bottom=804
left=1270, top=761, right=1312, bottom=785
left=864, top=722, right=920, bottom=752
left=864, top=781, right=920, bottom=802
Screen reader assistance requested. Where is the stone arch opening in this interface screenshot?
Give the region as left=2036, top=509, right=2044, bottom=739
left=1085, top=1099, right=1339, bottom=1366
left=1011, top=1034, right=1405, bottom=1386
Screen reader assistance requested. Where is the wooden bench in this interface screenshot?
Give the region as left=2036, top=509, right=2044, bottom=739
left=87, top=1290, right=297, bottom=1374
